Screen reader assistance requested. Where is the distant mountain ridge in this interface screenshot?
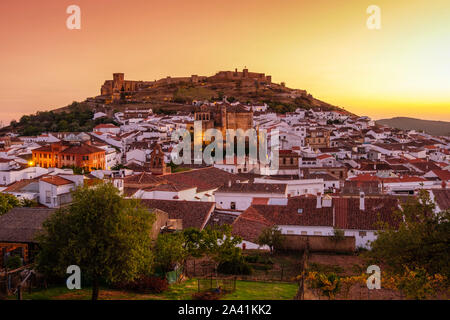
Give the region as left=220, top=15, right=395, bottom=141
left=376, top=117, right=450, bottom=136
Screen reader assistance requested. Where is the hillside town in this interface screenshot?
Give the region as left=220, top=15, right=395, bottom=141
left=0, top=92, right=449, bottom=262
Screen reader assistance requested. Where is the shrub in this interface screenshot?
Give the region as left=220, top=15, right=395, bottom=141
left=133, top=276, right=169, bottom=293
left=5, top=255, right=22, bottom=269
left=252, top=264, right=272, bottom=271
left=258, top=256, right=274, bottom=265
left=116, top=276, right=169, bottom=294
left=308, top=262, right=344, bottom=275
left=218, top=258, right=252, bottom=275
left=244, top=255, right=259, bottom=263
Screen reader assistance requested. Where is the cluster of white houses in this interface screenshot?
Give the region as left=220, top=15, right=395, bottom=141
left=0, top=101, right=449, bottom=254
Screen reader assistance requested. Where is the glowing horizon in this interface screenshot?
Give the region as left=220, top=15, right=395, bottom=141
left=0, top=0, right=449, bottom=125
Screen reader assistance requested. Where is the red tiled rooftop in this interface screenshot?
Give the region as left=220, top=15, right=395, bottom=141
left=40, top=175, right=74, bottom=186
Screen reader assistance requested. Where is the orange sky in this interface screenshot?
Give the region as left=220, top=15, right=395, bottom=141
left=0, top=0, right=449, bottom=125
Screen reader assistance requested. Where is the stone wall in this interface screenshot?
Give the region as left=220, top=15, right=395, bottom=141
left=279, top=234, right=355, bottom=253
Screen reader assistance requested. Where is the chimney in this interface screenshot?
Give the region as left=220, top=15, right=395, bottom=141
left=228, top=180, right=232, bottom=187
left=322, top=195, right=332, bottom=207
left=316, top=192, right=322, bottom=209
left=359, top=192, right=365, bottom=211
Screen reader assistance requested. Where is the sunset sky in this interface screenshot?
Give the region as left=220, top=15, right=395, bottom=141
left=0, top=0, right=449, bottom=125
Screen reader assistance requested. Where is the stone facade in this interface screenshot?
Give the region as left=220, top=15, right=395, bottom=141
left=193, top=104, right=253, bottom=136
left=100, top=68, right=271, bottom=102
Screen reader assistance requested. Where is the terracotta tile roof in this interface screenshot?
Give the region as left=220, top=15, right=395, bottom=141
left=165, top=167, right=243, bottom=192
left=143, top=182, right=194, bottom=192
left=123, top=172, right=162, bottom=187
left=431, top=169, right=450, bottom=181
left=251, top=197, right=270, bottom=205
left=232, top=196, right=401, bottom=242
left=232, top=206, right=275, bottom=242
left=317, top=154, right=334, bottom=160
left=0, top=208, right=56, bottom=243
left=40, top=175, right=74, bottom=186
left=334, top=197, right=400, bottom=230
left=341, top=181, right=381, bottom=195
left=59, top=144, right=105, bottom=155
left=348, top=174, right=380, bottom=182
left=33, top=145, right=52, bottom=152
left=409, top=161, right=441, bottom=172
left=139, top=199, right=214, bottom=230
left=3, top=179, right=39, bottom=192
left=432, top=189, right=450, bottom=211
left=124, top=167, right=242, bottom=193
left=349, top=174, right=426, bottom=183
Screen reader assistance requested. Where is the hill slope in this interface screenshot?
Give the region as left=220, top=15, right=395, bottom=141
left=376, top=117, right=450, bottom=136
left=1, top=71, right=357, bottom=135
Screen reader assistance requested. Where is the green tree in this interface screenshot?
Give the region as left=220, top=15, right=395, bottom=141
left=35, top=182, right=155, bottom=300
left=0, top=193, right=21, bottom=216
left=182, top=228, right=204, bottom=258
left=182, top=225, right=243, bottom=272
left=155, top=232, right=187, bottom=274
left=257, top=226, right=285, bottom=254
left=367, top=190, right=450, bottom=278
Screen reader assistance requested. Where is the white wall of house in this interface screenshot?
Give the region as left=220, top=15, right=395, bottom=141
left=0, top=167, right=48, bottom=186
left=253, top=178, right=324, bottom=197
left=278, top=225, right=377, bottom=249
left=215, top=191, right=286, bottom=211
left=134, top=187, right=198, bottom=201
left=126, top=149, right=146, bottom=164
left=384, top=180, right=435, bottom=194
left=39, top=180, right=75, bottom=208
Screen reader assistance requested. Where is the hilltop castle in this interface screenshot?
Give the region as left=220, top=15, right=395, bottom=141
left=99, top=68, right=272, bottom=102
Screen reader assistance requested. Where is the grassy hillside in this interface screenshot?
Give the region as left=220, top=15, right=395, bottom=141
left=1, top=102, right=118, bottom=136
left=376, top=117, right=450, bottom=136
left=1, top=73, right=357, bottom=135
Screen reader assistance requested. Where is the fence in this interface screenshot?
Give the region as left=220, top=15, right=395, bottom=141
left=0, top=265, right=35, bottom=299
left=185, top=257, right=301, bottom=283
left=295, top=244, right=309, bottom=300
left=197, top=276, right=237, bottom=293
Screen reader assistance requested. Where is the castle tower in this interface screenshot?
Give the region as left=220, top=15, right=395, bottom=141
left=113, top=73, right=125, bottom=91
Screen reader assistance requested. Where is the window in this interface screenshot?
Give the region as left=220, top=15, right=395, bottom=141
left=230, top=202, right=236, bottom=210
left=314, top=231, right=322, bottom=235
left=359, top=231, right=367, bottom=238
left=301, top=231, right=308, bottom=235
left=45, top=191, right=51, bottom=203
left=286, top=230, right=294, bottom=235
